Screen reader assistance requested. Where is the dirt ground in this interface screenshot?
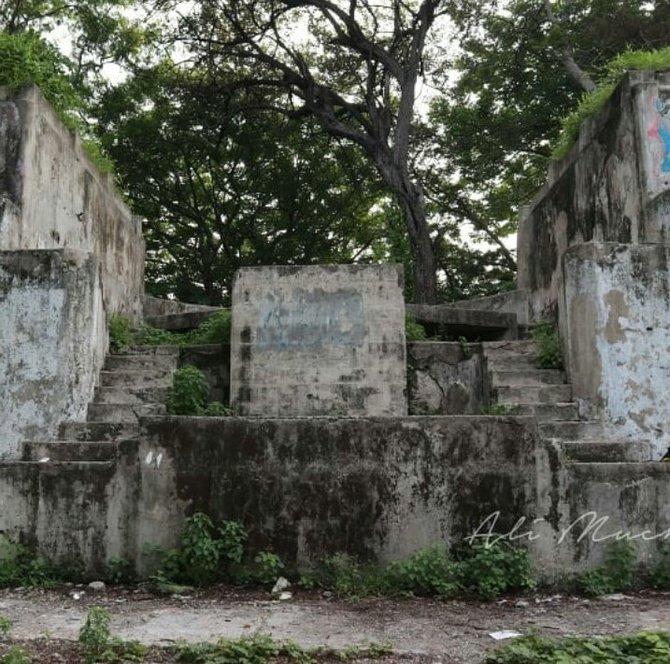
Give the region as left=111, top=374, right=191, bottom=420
left=1, top=585, right=670, bottom=663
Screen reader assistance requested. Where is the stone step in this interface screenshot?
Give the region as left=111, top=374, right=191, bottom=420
left=104, top=354, right=179, bottom=371
left=93, top=386, right=169, bottom=405
left=22, top=441, right=118, bottom=462
left=495, top=384, right=573, bottom=404
left=58, top=421, right=140, bottom=441
left=513, top=402, right=578, bottom=420
left=113, top=345, right=181, bottom=356
left=561, top=440, right=652, bottom=463
left=539, top=420, right=605, bottom=440
left=483, top=340, right=538, bottom=354
left=87, top=402, right=166, bottom=423
left=485, top=356, right=539, bottom=371
left=568, top=462, right=670, bottom=480
left=99, top=370, right=173, bottom=388
left=490, top=369, right=567, bottom=387
left=145, top=310, right=220, bottom=331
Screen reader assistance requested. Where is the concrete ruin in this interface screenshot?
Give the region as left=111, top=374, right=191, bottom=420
left=2, top=75, right=670, bottom=581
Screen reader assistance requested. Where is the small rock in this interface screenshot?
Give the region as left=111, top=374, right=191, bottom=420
left=271, top=577, right=290, bottom=594
left=489, top=630, right=522, bottom=641
left=602, top=593, right=629, bottom=601
left=277, top=591, right=292, bottom=601
left=515, top=600, right=529, bottom=608
left=70, top=591, right=85, bottom=600
left=88, top=581, right=106, bottom=592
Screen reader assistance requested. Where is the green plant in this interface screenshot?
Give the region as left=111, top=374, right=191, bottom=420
left=479, top=403, right=519, bottom=416
left=0, top=540, right=62, bottom=588
left=0, top=617, right=12, bottom=640
left=486, top=631, right=670, bottom=663
left=133, top=325, right=183, bottom=346
left=188, top=310, right=232, bottom=345
left=552, top=47, right=670, bottom=160
left=108, top=313, right=134, bottom=352
left=240, top=552, right=285, bottom=586
left=2, top=647, right=31, bottom=664
left=532, top=321, right=563, bottom=370
left=79, top=607, right=146, bottom=663
left=167, top=365, right=210, bottom=415
left=651, top=543, right=670, bottom=589
left=203, top=401, right=233, bottom=416
left=405, top=314, right=427, bottom=341
left=456, top=541, right=535, bottom=600
left=385, top=545, right=458, bottom=597
left=458, top=336, right=472, bottom=359
left=103, top=557, right=134, bottom=585
left=578, top=540, right=637, bottom=596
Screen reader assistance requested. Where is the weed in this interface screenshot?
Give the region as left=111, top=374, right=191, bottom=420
left=188, top=309, right=232, bottom=345
left=2, top=647, right=31, bottom=664
left=108, top=314, right=134, bottom=352
left=405, top=314, right=427, bottom=341
left=458, top=336, right=472, bottom=359
left=0, top=541, right=62, bottom=588
left=532, top=321, right=563, bottom=370
left=578, top=540, right=636, bottom=596
left=239, top=552, right=285, bottom=586
left=385, top=545, right=458, bottom=597
left=167, top=366, right=210, bottom=415
left=133, top=326, right=183, bottom=346
left=0, top=617, right=11, bottom=640
left=485, top=630, right=670, bottom=663
left=650, top=543, right=670, bottom=589
left=79, top=607, right=146, bottom=663
left=203, top=401, right=233, bottom=416
left=103, top=558, right=134, bottom=585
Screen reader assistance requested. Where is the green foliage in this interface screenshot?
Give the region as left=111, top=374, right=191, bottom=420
left=188, top=310, right=232, bottom=345
left=132, top=325, right=183, bottom=347
left=553, top=47, right=670, bottom=160
left=148, top=514, right=251, bottom=587
left=167, top=366, right=210, bottom=416
left=456, top=542, right=536, bottom=600
left=650, top=543, right=670, bottom=589
left=0, top=540, right=62, bottom=588
left=578, top=540, right=637, bottom=596
left=532, top=322, right=563, bottom=370
left=107, top=313, right=134, bottom=352
left=103, top=557, right=134, bottom=585
left=202, top=401, right=233, bottom=416
left=0, top=32, right=82, bottom=128
left=405, top=314, right=427, bottom=341
left=385, top=546, right=458, bottom=597
left=486, top=630, right=670, bottom=664
left=79, top=607, right=146, bottom=663
left=0, top=617, right=12, bottom=640
left=238, top=552, right=285, bottom=586
left=2, top=647, right=31, bottom=664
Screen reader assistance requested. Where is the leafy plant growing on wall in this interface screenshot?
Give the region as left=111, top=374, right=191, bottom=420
left=533, top=321, right=563, bottom=370
left=166, top=365, right=209, bottom=415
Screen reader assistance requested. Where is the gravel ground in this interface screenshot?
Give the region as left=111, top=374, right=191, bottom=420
left=1, top=585, right=670, bottom=662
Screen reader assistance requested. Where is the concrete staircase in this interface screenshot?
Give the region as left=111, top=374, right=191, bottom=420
left=22, top=346, right=178, bottom=463
left=483, top=340, right=651, bottom=463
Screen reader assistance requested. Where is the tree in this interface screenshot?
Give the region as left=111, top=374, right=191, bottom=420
left=94, top=67, right=391, bottom=304
left=175, top=0, right=453, bottom=303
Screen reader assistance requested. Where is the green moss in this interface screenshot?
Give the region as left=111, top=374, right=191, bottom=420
left=552, top=47, right=670, bottom=160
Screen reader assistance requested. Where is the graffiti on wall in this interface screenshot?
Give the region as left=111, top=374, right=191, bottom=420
left=646, top=94, right=670, bottom=177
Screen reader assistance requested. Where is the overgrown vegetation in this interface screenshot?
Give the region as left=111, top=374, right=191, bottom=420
left=532, top=321, right=563, bottom=370
left=0, top=540, right=63, bottom=588
left=486, top=630, right=670, bottom=663
left=173, top=633, right=392, bottom=664
left=166, top=365, right=232, bottom=416
left=577, top=540, right=636, bottom=596
left=79, top=607, right=146, bottom=663
left=552, top=46, right=670, bottom=160
left=108, top=310, right=232, bottom=353
left=405, top=314, right=427, bottom=341
left=479, top=403, right=520, bottom=416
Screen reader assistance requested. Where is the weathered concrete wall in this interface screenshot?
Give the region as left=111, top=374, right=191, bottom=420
left=0, top=250, right=105, bottom=458
left=564, top=243, right=670, bottom=458
left=0, top=85, right=144, bottom=318
left=142, top=295, right=219, bottom=321
left=445, top=290, right=532, bottom=327
left=407, top=342, right=485, bottom=414
left=231, top=265, right=407, bottom=416
left=517, top=70, right=670, bottom=326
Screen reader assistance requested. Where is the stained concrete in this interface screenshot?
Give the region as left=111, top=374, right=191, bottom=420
left=230, top=265, right=407, bottom=416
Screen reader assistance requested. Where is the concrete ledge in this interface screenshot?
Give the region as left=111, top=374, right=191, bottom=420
left=407, top=305, right=518, bottom=340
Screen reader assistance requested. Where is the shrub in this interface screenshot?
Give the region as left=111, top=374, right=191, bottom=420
left=0, top=540, right=62, bottom=588
left=386, top=545, right=458, bottom=597
left=189, top=309, right=232, bottom=345
left=578, top=539, right=636, bottom=596
left=405, top=314, right=427, bottom=341
left=79, top=607, right=145, bottom=663
left=532, top=321, right=563, bottom=370
left=651, top=543, right=670, bottom=589
left=108, top=313, right=134, bottom=352
left=167, top=365, right=209, bottom=415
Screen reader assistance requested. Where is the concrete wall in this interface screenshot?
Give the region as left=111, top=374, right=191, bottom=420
left=230, top=265, right=407, bottom=416
left=407, top=342, right=485, bottom=414
left=0, top=250, right=106, bottom=458
left=564, top=243, right=670, bottom=457
left=517, top=70, right=670, bottom=326
left=0, top=85, right=144, bottom=318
